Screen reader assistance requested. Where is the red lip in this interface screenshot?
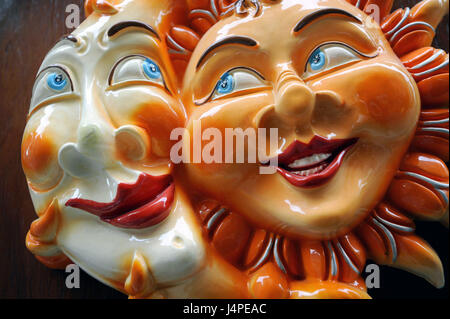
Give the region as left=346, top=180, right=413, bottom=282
left=274, top=136, right=358, bottom=188
left=66, top=174, right=174, bottom=229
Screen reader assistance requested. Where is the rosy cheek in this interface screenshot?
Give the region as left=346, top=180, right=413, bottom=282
left=353, top=67, right=418, bottom=126
left=22, top=132, right=53, bottom=173
left=22, top=132, right=61, bottom=190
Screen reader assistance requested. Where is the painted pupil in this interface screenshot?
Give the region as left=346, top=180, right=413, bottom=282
left=217, top=73, right=234, bottom=94
left=55, top=74, right=63, bottom=83
left=143, top=58, right=161, bottom=79
left=309, top=49, right=326, bottom=71
left=47, top=72, right=67, bottom=91
left=312, top=54, right=321, bottom=64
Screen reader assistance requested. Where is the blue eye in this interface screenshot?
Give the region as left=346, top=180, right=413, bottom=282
left=308, top=48, right=326, bottom=71
left=142, top=59, right=162, bottom=79
left=216, top=72, right=234, bottom=95
left=47, top=72, right=68, bottom=91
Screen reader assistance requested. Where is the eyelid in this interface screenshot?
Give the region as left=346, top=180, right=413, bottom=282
left=304, top=41, right=378, bottom=72
left=27, top=92, right=78, bottom=120
left=194, top=67, right=266, bottom=106
left=35, top=65, right=74, bottom=90
left=29, top=65, right=76, bottom=117
left=303, top=42, right=379, bottom=82
left=109, top=54, right=144, bottom=86
left=108, top=54, right=170, bottom=93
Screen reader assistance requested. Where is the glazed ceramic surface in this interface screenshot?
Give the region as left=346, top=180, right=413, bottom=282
left=23, top=0, right=231, bottom=299
left=182, top=0, right=422, bottom=239
left=23, top=0, right=449, bottom=299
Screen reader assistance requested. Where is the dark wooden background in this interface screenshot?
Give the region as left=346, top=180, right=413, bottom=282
left=0, top=0, right=448, bottom=299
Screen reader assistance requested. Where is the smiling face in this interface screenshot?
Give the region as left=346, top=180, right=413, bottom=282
left=22, top=0, right=206, bottom=293
left=181, top=0, right=421, bottom=239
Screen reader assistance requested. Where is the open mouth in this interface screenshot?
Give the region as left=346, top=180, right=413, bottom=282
left=273, top=136, right=358, bottom=188
left=66, top=174, right=174, bottom=229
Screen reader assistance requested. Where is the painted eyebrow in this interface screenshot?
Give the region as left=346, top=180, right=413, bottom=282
left=196, top=36, right=258, bottom=69
left=293, top=8, right=362, bottom=33
left=52, top=34, right=79, bottom=49
left=107, top=21, right=161, bottom=40
left=59, top=35, right=78, bottom=43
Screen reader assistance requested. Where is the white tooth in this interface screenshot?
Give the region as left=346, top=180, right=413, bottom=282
left=313, top=154, right=321, bottom=163
left=293, top=163, right=329, bottom=177
left=288, top=153, right=331, bottom=169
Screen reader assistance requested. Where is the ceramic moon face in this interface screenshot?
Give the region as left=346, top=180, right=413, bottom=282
left=22, top=0, right=449, bottom=299
left=22, top=0, right=208, bottom=298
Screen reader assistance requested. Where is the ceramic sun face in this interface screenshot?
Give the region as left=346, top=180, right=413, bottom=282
left=22, top=0, right=212, bottom=298
left=181, top=0, right=436, bottom=238
left=175, top=0, right=449, bottom=297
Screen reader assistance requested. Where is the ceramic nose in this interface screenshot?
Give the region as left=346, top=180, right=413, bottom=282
left=275, top=70, right=315, bottom=120
left=76, top=122, right=115, bottom=160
